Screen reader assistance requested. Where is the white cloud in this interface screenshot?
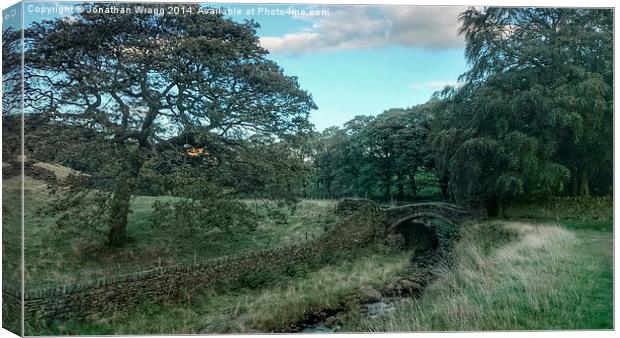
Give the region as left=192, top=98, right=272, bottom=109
left=260, top=6, right=467, bottom=55
left=260, top=32, right=322, bottom=54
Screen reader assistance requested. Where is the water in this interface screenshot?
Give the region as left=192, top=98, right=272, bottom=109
left=300, top=322, right=336, bottom=333
left=298, top=300, right=397, bottom=333
left=365, top=300, right=396, bottom=318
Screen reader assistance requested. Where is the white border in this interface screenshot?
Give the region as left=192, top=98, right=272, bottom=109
left=0, top=1, right=617, bottom=338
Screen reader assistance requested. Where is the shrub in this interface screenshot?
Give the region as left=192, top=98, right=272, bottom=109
left=504, top=196, right=612, bottom=220
left=151, top=198, right=257, bottom=239
left=44, top=174, right=113, bottom=254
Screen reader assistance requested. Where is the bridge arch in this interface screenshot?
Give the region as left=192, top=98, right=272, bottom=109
left=389, top=211, right=457, bottom=232
left=385, top=203, right=471, bottom=251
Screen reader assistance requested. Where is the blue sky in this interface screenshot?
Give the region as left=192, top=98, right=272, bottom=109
left=212, top=3, right=469, bottom=130
left=15, top=2, right=469, bottom=131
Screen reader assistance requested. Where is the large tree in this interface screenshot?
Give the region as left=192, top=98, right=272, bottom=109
left=440, top=8, right=613, bottom=213
left=25, top=4, right=316, bottom=245
left=2, top=28, right=22, bottom=162
left=458, top=8, right=612, bottom=197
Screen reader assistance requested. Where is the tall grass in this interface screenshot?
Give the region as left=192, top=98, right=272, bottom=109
left=361, top=221, right=613, bottom=331
left=243, top=249, right=411, bottom=332
left=20, top=170, right=339, bottom=287
left=36, top=248, right=412, bottom=335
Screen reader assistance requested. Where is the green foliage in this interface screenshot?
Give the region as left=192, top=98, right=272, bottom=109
left=24, top=3, right=316, bottom=246
left=503, top=196, right=613, bottom=222
left=442, top=8, right=613, bottom=209
left=150, top=165, right=258, bottom=237
left=151, top=198, right=257, bottom=238
left=2, top=27, right=23, bottom=136
left=226, top=136, right=314, bottom=202
left=433, top=220, right=461, bottom=252
left=312, top=8, right=612, bottom=209
left=310, top=8, right=611, bottom=211
left=43, top=174, right=114, bottom=253
left=311, top=105, right=436, bottom=201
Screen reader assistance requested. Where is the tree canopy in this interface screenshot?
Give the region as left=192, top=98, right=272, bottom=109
left=308, top=8, right=612, bottom=215
left=24, top=4, right=316, bottom=245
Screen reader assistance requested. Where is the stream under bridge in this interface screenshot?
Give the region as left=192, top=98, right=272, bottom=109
left=384, top=202, right=472, bottom=250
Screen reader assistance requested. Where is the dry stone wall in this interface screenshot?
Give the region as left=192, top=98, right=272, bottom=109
left=5, top=200, right=385, bottom=323
left=2, top=286, right=21, bottom=335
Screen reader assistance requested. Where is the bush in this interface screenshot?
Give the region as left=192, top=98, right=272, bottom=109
left=504, top=196, right=612, bottom=220
left=45, top=175, right=113, bottom=254
left=151, top=198, right=257, bottom=239
left=433, top=220, right=460, bottom=253
left=150, top=165, right=259, bottom=238
left=335, top=198, right=374, bottom=216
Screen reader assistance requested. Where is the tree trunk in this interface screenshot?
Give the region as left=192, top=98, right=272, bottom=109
left=410, top=167, right=418, bottom=201
left=579, top=167, right=590, bottom=196
left=107, top=148, right=143, bottom=247
left=396, top=172, right=405, bottom=201
left=439, top=173, right=449, bottom=201
left=570, top=173, right=579, bottom=196
left=385, top=175, right=392, bottom=201
left=486, top=197, right=500, bottom=218
left=572, top=164, right=591, bottom=196
left=569, top=163, right=580, bottom=196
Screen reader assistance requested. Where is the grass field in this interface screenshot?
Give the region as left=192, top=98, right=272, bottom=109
left=2, top=173, right=22, bottom=286
left=34, top=215, right=612, bottom=334
left=6, top=166, right=613, bottom=333
left=356, top=218, right=613, bottom=331
left=13, top=174, right=339, bottom=288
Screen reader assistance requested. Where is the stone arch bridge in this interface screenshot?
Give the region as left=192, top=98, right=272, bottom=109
left=386, top=202, right=472, bottom=229
left=384, top=202, right=472, bottom=250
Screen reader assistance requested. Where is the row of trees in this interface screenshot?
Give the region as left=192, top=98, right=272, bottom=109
left=309, top=8, right=613, bottom=215
left=310, top=107, right=435, bottom=200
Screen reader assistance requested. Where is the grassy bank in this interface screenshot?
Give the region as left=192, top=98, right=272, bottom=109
left=359, top=219, right=613, bottom=331
left=33, top=247, right=412, bottom=335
